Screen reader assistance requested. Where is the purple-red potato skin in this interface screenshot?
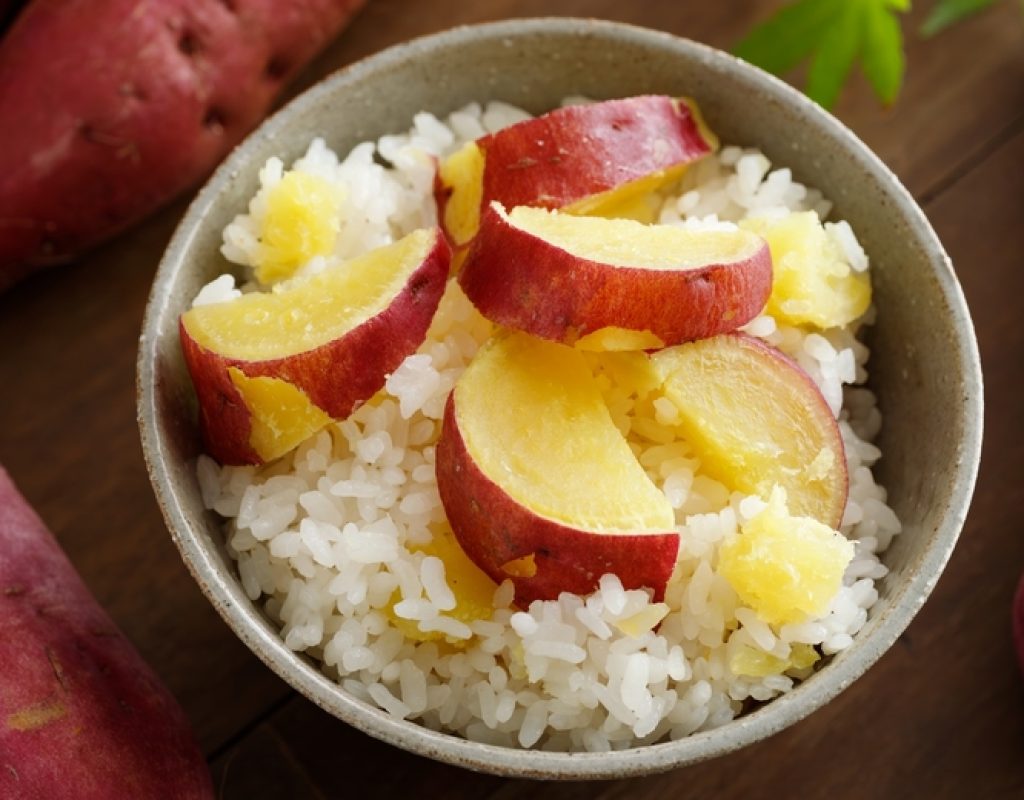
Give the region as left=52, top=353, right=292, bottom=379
left=459, top=205, right=773, bottom=345
left=0, top=468, right=213, bottom=799
left=435, top=396, right=681, bottom=607
left=0, top=0, right=366, bottom=290
left=481, top=96, right=710, bottom=208
left=434, top=95, right=715, bottom=243
left=179, top=231, right=451, bottom=465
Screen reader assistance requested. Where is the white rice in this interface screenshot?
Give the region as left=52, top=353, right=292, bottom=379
left=195, top=99, right=901, bottom=750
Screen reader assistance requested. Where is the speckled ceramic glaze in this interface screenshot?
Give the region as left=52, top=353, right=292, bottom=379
left=137, top=18, right=983, bottom=779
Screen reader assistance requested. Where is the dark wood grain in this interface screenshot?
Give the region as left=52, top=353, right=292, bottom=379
left=0, top=1, right=1022, bottom=797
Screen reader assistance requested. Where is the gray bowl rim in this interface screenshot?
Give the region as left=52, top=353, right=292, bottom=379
left=137, top=17, right=984, bottom=779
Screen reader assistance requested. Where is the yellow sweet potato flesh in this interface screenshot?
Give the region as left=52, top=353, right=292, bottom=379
left=254, top=172, right=344, bottom=284
left=740, top=211, right=871, bottom=329
left=227, top=369, right=331, bottom=462
left=456, top=332, right=674, bottom=532
left=719, top=487, right=854, bottom=626
left=182, top=229, right=433, bottom=360
left=504, top=205, right=762, bottom=269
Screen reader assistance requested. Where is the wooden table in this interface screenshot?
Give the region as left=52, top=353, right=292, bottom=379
left=1, top=1, right=1022, bottom=797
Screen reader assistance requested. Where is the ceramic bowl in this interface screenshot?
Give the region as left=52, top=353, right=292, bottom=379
left=137, top=18, right=983, bottom=779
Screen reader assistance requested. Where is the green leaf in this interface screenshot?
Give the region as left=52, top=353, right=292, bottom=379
left=806, top=1, right=863, bottom=109
left=862, top=0, right=906, bottom=104
left=733, top=0, right=909, bottom=110
left=922, top=0, right=1001, bottom=36
left=734, top=0, right=843, bottom=75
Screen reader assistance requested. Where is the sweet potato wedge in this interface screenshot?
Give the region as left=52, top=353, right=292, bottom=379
left=0, top=0, right=366, bottom=290
left=0, top=468, right=213, bottom=798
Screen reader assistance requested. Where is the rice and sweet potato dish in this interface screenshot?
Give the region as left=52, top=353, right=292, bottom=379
left=182, top=96, right=899, bottom=751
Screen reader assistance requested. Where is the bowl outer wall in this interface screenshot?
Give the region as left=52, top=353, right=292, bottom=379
left=137, top=18, right=983, bottom=779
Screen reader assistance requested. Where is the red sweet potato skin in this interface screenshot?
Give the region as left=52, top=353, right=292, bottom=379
left=0, top=0, right=366, bottom=290
left=0, top=468, right=213, bottom=799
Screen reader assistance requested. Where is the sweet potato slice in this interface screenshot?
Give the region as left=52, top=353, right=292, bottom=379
left=435, top=332, right=680, bottom=605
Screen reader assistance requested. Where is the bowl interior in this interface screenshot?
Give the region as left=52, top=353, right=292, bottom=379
left=138, top=18, right=982, bottom=779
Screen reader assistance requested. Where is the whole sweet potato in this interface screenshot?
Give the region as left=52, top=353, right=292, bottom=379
left=0, top=467, right=213, bottom=799
left=0, top=0, right=366, bottom=290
